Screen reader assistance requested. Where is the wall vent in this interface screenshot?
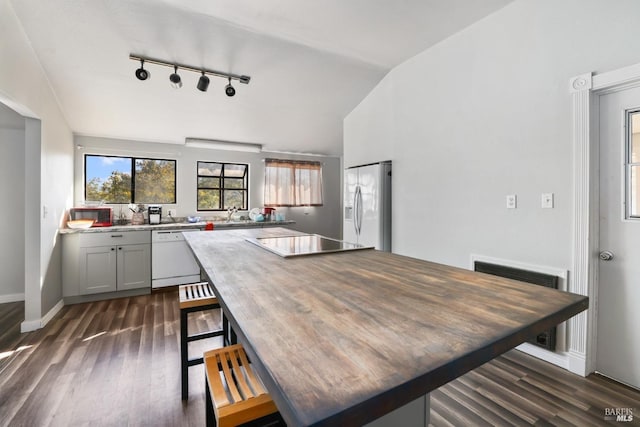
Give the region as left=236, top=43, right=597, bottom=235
left=474, top=261, right=558, bottom=351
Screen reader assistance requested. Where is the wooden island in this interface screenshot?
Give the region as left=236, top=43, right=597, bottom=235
left=184, top=228, right=588, bottom=427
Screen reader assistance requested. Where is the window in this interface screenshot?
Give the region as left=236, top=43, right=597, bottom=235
left=264, top=159, right=323, bottom=207
left=627, top=110, right=640, bottom=218
left=85, top=155, right=176, bottom=204
left=197, top=161, right=249, bottom=211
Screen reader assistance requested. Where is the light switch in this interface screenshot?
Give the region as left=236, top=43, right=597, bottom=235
left=541, top=193, right=554, bottom=209
left=506, top=194, right=517, bottom=209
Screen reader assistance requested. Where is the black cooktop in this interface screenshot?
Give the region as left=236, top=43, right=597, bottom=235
left=246, top=234, right=373, bottom=258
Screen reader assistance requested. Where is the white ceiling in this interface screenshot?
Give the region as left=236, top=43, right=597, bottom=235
left=10, top=0, right=512, bottom=156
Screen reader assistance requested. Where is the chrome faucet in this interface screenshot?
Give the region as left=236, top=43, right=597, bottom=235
left=227, top=206, right=238, bottom=222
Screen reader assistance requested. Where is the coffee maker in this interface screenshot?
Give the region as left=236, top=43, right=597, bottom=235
left=148, top=205, right=162, bottom=225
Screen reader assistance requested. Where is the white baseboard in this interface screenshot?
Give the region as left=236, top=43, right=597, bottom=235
left=517, top=343, right=587, bottom=377
left=0, top=293, right=25, bottom=303
left=41, top=299, right=64, bottom=327
left=567, top=349, right=587, bottom=376
left=20, top=319, right=40, bottom=333
left=20, top=299, right=64, bottom=333
left=517, top=343, right=570, bottom=370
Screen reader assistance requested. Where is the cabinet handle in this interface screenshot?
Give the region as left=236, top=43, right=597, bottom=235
left=111, top=247, right=115, bottom=251
left=110, top=234, right=124, bottom=238
left=118, top=247, right=122, bottom=250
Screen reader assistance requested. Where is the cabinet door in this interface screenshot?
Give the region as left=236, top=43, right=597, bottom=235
left=78, top=246, right=117, bottom=294
left=117, top=244, right=151, bottom=290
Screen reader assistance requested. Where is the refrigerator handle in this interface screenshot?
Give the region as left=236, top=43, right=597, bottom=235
left=353, top=186, right=360, bottom=236
left=356, top=185, right=363, bottom=236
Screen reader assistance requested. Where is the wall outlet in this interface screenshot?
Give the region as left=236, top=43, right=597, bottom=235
left=541, top=193, right=554, bottom=209
left=506, top=194, right=517, bottom=209
left=167, top=209, right=177, bottom=217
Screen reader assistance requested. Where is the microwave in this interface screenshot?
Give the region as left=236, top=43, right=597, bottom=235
left=69, top=207, right=113, bottom=227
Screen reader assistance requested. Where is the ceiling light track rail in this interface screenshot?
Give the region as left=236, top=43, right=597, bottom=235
left=129, top=54, right=251, bottom=84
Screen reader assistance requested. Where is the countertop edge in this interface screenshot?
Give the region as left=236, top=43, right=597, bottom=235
left=59, top=220, right=295, bottom=234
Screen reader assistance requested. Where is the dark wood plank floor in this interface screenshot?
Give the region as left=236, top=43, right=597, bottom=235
left=1, top=293, right=638, bottom=426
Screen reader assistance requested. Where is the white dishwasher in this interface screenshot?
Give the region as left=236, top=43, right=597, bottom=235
left=152, top=229, right=201, bottom=288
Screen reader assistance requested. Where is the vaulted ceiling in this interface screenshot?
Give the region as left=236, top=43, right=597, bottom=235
left=10, top=0, right=512, bottom=155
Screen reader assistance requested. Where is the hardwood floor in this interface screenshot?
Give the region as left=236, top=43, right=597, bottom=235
left=1, top=294, right=638, bottom=426
left=0, top=300, right=25, bottom=373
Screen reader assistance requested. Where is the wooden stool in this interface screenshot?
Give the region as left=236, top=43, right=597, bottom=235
left=180, top=282, right=225, bottom=400
left=204, top=344, right=283, bottom=427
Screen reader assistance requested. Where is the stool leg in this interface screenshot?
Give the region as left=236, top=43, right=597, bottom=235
left=230, top=324, right=237, bottom=345
left=205, top=374, right=216, bottom=427
left=222, top=311, right=229, bottom=346
left=180, top=308, right=188, bottom=400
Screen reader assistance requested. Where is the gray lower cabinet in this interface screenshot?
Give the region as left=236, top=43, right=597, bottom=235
left=63, top=230, right=151, bottom=297
left=78, top=245, right=117, bottom=294
left=116, top=243, right=150, bottom=291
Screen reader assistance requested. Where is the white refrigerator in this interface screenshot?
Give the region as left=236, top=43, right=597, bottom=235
left=343, top=161, right=392, bottom=252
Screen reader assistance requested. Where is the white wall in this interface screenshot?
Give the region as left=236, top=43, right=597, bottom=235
left=344, top=0, right=640, bottom=372
left=74, top=135, right=342, bottom=239
left=0, top=0, right=74, bottom=329
left=345, top=0, right=640, bottom=269
left=0, top=104, right=25, bottom=302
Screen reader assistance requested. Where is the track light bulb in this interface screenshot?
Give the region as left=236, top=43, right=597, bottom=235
left=225, top=78, right=235, bottom=97
left=197, top=72, right=210, bottom=92
left=169, top=65, right=182, bottom=88
left=135, top=59, right=150, bottom=81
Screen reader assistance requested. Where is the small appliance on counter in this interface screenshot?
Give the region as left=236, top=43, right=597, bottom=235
left=69, top=207, right=113, bottom=227
left=262, top=207, right=275, bottom=221
left=148, top=205, right=162, bottom=225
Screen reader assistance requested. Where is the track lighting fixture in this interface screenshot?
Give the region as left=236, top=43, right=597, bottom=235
left=129, top=54, right=250, bottom=97
left=135, top=59, right=150, bottom=81
left=197, top=71, right=210, bottom=92
left=225, top=78, right=236, bottom=97
left=169, top=65, right=182, bottom=89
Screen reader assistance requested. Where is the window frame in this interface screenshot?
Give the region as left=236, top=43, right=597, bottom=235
left=196, top=161, right=250, bottom=211
left=263, top=158, right=324, bottom=207
left=84, top=154, right=177, bottom=204
left=626, top=109, right=640, bottom=219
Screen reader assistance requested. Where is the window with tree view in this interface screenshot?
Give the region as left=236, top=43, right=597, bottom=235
left=85, top=155, right=176, bottom=204
left=197, top=161, right=249, bottom=211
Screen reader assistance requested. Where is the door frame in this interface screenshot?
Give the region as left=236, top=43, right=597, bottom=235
left=570, top=62, right=640, bottom=376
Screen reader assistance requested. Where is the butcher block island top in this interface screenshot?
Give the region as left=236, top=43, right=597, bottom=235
left=183, top=228, right=588, bottom=427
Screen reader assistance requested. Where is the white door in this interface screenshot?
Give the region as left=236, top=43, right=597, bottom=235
left=597, top=86, right=640, bottom=389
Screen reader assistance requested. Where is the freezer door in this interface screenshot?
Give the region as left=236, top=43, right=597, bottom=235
left=343, top=167, right=359, bottom=244
left=357, top=163, right=382, bottom=249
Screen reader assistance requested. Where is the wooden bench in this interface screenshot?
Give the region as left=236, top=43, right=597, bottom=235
left=179, top=282, right=225, bottom=400
left=204, top=344, right=284, bottom=427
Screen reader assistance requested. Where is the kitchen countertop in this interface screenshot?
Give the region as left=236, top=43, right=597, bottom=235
left=184, top=227, right=589, bottom=427
left=59, top=220, right=295, bottom=234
